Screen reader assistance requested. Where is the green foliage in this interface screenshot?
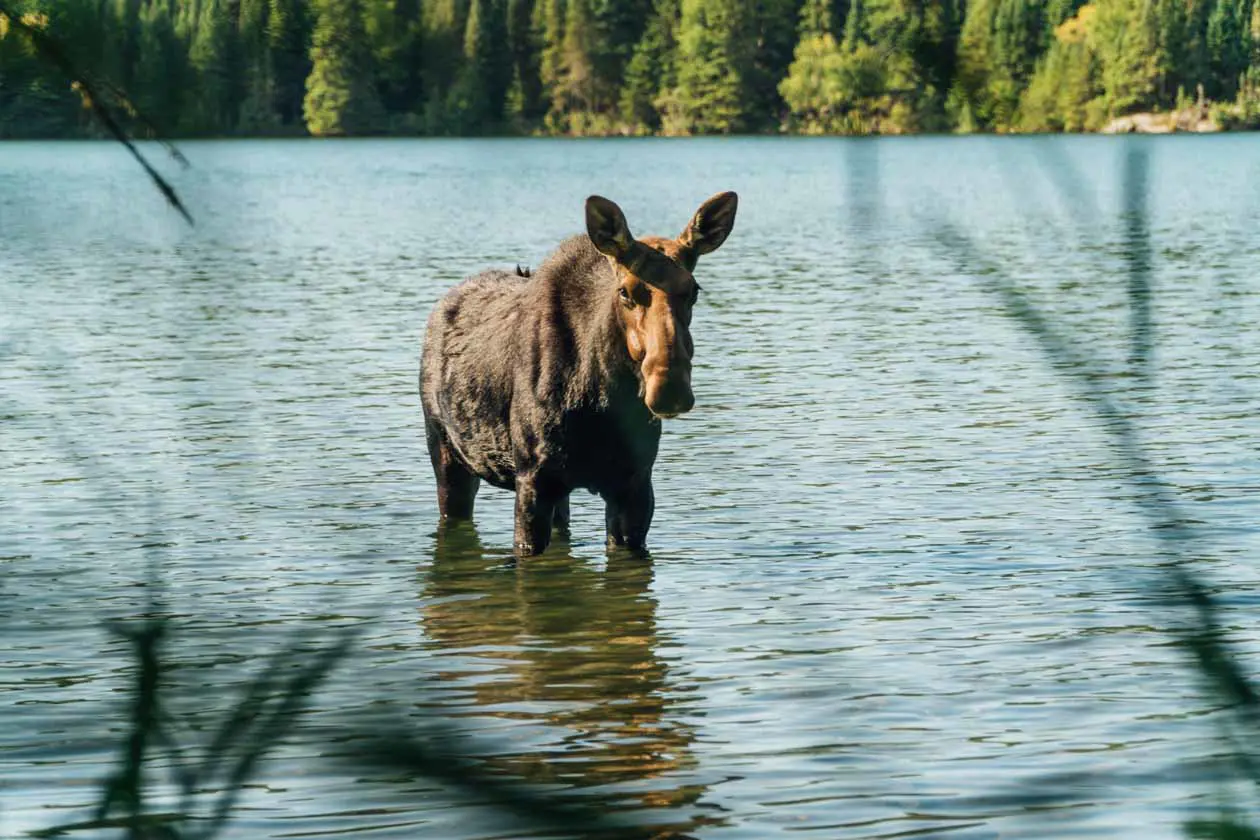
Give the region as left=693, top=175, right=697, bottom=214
left=505, top=0, right=543, bottom=123
left=1019, top=37, right=1096, bottom=131
left=955, top=0, right=1047, bottom=130
left=366, top=0, right=425, bottom=121
left=554, top=0, right=598, bottom=120
left=742, top=0, right=802, bottom=129
left=663, top=0, right=747, bottom=133
left=781, top=0, right=945, bottom=134
left=133, top=1, right=189, bottom=133
left=1207, top=0, right=1253, bottom=98
left=268, top=0, right=314, bottom=125
left=185, top=0, right=246, bottom=133
left=620, top=0, right=679, bottom=129
left=447, top=0, right=510, bottom=131
left=8, top=0, right=1260, bottom=135
left=779, top=33, right=924, bottom=133
left=1091, top=0, right=1161, bottom=118
left=1211, top=62, right=1260, bottom=126
left=303, top=0, right=385, bottom=135
left=422, top=0, right=466, bottom=126
left=798, top=0, right=835, bottom=39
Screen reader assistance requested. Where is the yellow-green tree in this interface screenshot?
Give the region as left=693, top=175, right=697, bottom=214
left=662, top=0, right=747, bottom=133
left=303, top=0, right=385, bottom=135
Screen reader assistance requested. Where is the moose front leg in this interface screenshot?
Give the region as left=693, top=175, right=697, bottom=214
left=514, top=474, right=560, bottom=557
left=604, top=478, right=654, bottom=552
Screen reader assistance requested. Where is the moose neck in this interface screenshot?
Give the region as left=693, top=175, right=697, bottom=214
left=545, top=238, right=650, bottom=419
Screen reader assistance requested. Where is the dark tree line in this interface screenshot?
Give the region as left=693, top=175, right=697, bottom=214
left=2, top=0, right=1260, bottom=138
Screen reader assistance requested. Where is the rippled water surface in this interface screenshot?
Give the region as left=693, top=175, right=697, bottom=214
left=4, top=136, right=1260, bottom=839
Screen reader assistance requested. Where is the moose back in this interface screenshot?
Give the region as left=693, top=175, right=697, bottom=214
left=420, top=192, right=738, bottom=556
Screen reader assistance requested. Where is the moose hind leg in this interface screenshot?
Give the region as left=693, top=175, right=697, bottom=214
left=552, top=494, right=571, bottom=536
left=605, top=479, right=654, bottom=551
left=425, top=419, right=479, bottom=520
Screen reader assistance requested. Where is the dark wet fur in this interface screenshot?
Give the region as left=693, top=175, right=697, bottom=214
left=421, top=237, right=659, bottom=554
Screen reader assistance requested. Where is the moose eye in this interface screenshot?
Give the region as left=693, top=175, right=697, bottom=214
left=619, top=286, right=634, bottom=307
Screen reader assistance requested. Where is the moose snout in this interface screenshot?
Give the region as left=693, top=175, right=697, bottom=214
left=644, top=368, right=694, bottom=418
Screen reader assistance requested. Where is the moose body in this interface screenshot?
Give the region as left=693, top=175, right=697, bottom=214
left=420, top=193, right=738, bottom=556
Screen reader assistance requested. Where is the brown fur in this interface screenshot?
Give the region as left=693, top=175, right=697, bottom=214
left=420, top=192, right=738, bottom=556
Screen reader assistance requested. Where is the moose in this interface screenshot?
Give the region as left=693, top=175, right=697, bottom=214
left=420, top=191, right=738, bottom=556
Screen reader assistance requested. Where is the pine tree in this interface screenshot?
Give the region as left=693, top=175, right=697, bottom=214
left=1091, top=0, right=1161, bottom=117
left=103, top=0, right=143, bottom=94
left=1208, top=0, right=1252, bottom=98
left=507, top=0, right=544, bottom=122
left=534, top=0, right=566, bottom=110
left=620, top=0, right=680, bottom=128
left=666, top=0, right=747, bottom=133
left=745, top=0, right=804, bottom=129
left=133, top=0, right=189, bottom=133
left=548, top=0, right=598, bottom=124
left=424, top=0, right=468, bottom=122
left=187, top=0, right=247, bottom=133
left=269, top=0, right=314, bottom=126
left=238, top=0, right=282, bottom=132
left=955, top=0, right=1046, bottom=129
left=778, top=0, right=839, bottom=131
left=799, top=0, right=836, bottom=38
left=1020, top=8, right=1097, bottom=131
left=1153, top=0, right=1189, bottom=101
left=590, top=0, right=653, bottom=90
left=304, top=0, right=386, bottom=135
left=448, top=0, right=511, bottom=129
left=366, top=0, right=425, bottom=116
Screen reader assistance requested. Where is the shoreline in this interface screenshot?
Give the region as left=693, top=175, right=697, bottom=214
left=0, top=121, right=1248, bottom=142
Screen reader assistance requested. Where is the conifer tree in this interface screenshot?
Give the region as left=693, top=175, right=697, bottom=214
left=367, top=0, right=425, bottom=117
left=1091, top=0, right=1160, bottom=117
left=745, top=0, right=803, bottom=129
left=449, top=0, right=511, bottom=129
left=533, top=0, right=566, bottom=114
left=621, top=0, right=679, bottom=128
left=304, top=0, right=385, bottom=135
left=799, top=0, right=836, bottom=38
left=546, top=0, right=597, bottom=124
left=269, top=0, right=314, bottom=126
left=507, top=0, right=544, bottom=121
left=423, top=0, right=469, bottom=125
left=1208, top=0, right=1252, bottom=98
left=955, top=0, right=1045, bottom=129
left=188, top=0, right=246, bottom=133
left=666, top=0, right=746, bottom=133
left=133, top=0, right=189, bottom=132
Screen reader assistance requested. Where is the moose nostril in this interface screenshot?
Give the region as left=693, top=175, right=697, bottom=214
left=648, top=378, right=695, bottom=416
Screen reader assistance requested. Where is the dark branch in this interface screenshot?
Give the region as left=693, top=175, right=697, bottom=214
left=0, top=5, right=193, bottom=224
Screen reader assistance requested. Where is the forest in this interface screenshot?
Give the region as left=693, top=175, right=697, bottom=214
left=2, top=0, right=1260, bottom=138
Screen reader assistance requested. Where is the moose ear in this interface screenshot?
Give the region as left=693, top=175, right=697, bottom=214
left=585, top=195, right=634, bottom=261
left=679, top=191, right=738, bottom=263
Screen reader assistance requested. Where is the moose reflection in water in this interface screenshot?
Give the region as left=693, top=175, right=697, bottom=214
left=417, top=524, right=713, bottom=831
left=420, top=193, right=738, bottom=556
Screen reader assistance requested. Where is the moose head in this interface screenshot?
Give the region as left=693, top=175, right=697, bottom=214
left=585, top=191, right=738, bottom=419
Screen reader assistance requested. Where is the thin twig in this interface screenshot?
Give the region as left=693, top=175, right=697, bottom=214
left=0, top=5, right=193, bottom=224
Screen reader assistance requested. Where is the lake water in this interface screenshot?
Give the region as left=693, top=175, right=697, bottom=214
left=3, top=136, right=1260, bottom=839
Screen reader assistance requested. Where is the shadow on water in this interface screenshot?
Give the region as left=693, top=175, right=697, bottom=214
left=407, top=522, right=717, bottom=836
left=31, top=609, right=355, bottom=840
left=930, top=139, right=1260, bottom=839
